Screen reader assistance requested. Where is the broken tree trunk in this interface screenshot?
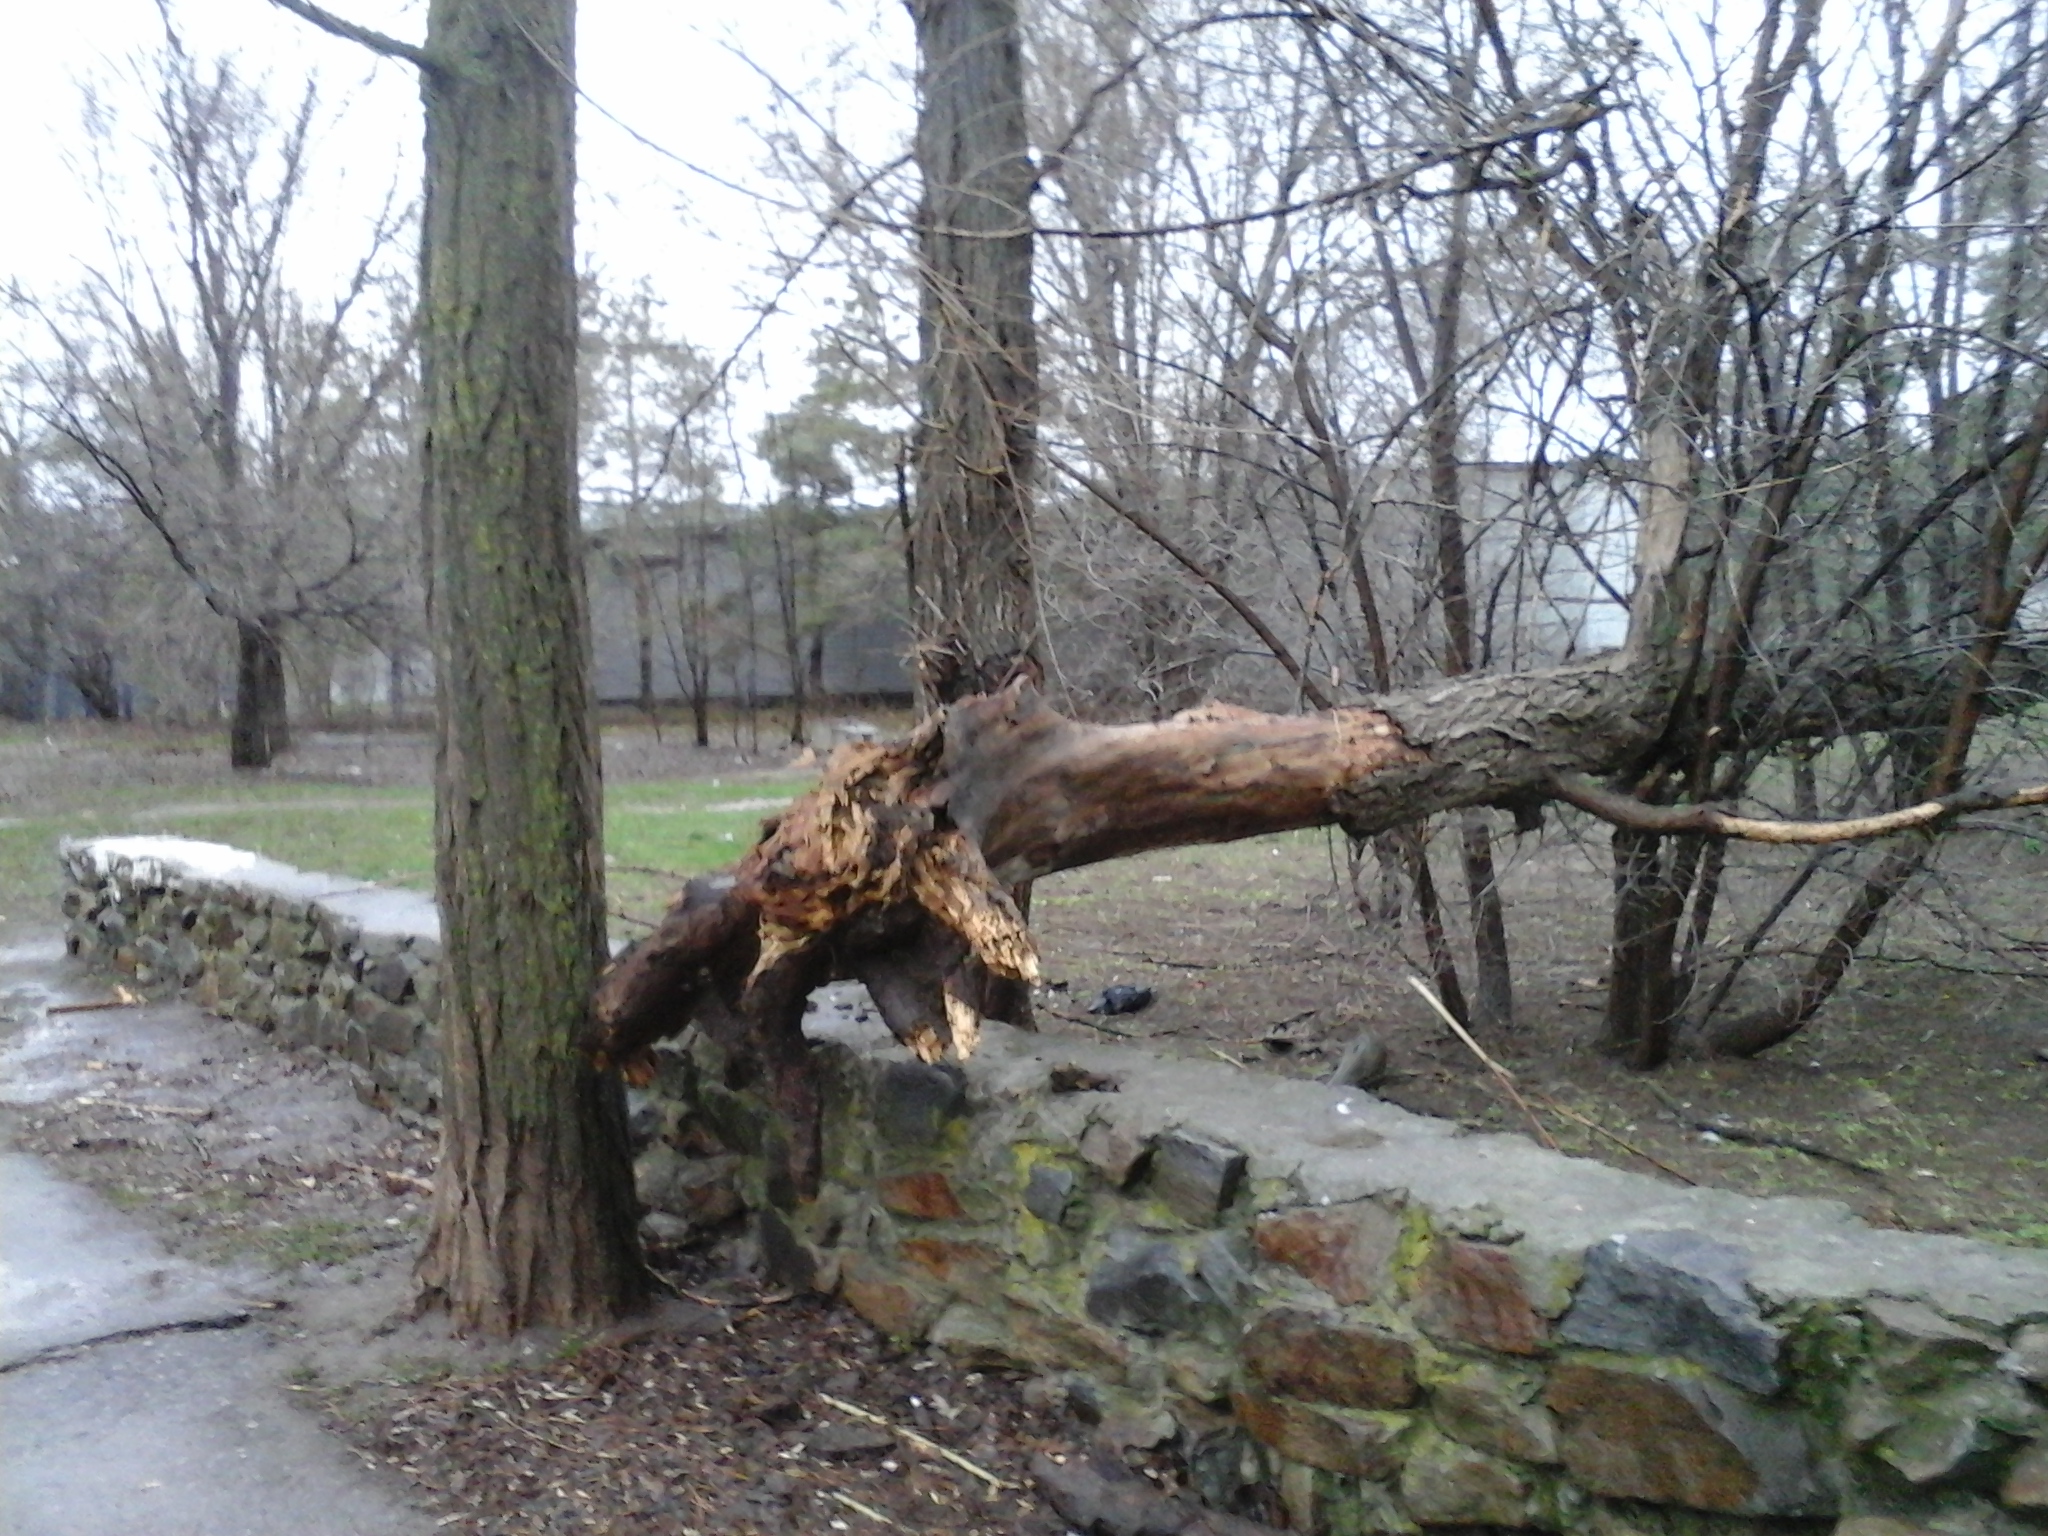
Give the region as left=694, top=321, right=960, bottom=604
left=590, top=660, right=1663, bottom=1194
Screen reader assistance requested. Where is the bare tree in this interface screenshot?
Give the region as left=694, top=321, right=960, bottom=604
left=581, top=277, right=724, bottom=722
left=757, top=354, right=898, bottom=744
left=12, top=24, right=414, bottom=766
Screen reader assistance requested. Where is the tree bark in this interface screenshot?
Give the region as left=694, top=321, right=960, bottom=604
left=410, top=0, right=648, bottom=1334
left=908, top=0, right=1040, bottom=702
left=229, top=617, right=290, bottom=770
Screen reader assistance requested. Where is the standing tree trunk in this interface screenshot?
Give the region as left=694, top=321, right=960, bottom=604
left=1422, top=154, right=1514, bottom=1035
left=230, top=616, right=291, bottom=769
left=630, top=557, right=656, bottom=716
left=67, top=648, right=123, bottom=722
left=908, top=0, right=1044, bottom=1030
left=909, top=0, right=1040, bottom=703
left=406, top=0, right=648, bottom=1333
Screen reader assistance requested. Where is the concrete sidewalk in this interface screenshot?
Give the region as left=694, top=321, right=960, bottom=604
left=0, top=930, right=434, bottom=1536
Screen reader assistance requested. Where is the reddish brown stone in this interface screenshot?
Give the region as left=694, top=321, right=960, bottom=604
left=900, top=1237, right=1006, bottom=1289
left=1239, top=1308, right=1418, bottom=1409
left=841, top=1257, right=947, bottom=1341
left=1416, top=1238, right=1547, bottom=1355
left=1231, top=1389, right=1408, bottom=1479
left=1544, top=1361, right=1757, bottom=1511
left=2005, top=1441, right=2048, bottom=1510
left=1253, top=1202, right=1400, bottom=1305
left=878, top=1171, right=967, bottom=1221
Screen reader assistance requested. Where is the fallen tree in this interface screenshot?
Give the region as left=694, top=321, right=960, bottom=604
left=589, top=657, right=2048, bottom=1196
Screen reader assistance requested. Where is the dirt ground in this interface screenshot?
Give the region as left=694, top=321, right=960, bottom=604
left=2, top=716, right=2045, bottom=1534
left=1029, top=823, right=2048, bottom=1248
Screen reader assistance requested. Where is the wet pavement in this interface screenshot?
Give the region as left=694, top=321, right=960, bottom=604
left=0, top=928, right=433, bottom=1536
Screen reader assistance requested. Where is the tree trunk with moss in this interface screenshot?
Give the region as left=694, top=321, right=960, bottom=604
left=409, top=0, right=648, bottom=1334
left=908, top=0, right=1040, bottom=703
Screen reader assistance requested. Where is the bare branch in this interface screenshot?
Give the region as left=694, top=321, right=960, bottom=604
left=264, top=0, right=433, bottom=71
left=1549, top=774, right=2048, bottom=845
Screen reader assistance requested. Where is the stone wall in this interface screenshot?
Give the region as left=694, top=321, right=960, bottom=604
left=62, top=837, right=442, bottom=1118
left=61, top=837, right=2048, bottom=1536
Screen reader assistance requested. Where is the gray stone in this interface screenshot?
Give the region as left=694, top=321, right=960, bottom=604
left=1560, top=1228, right=1784, bottom=1393
left=273, top=998, right=321, bottom=1049
left=1846, top=1300, right=2029, bottom=1471
left=386, top=1057, right=439, bottom=1115
left=1025, top=1163, right=1077, bottom=1225
left=635, top=1147, right=743, bottom=1228
left=1399, top=1427, right=1538, bottom=1527
left=312, top=998, right=350, bottom=1052
left=1086, top=1237, right=1206, bottom=1337
left=640, top=1211, right=693, bottom=1245
left=363, top=952, right=415, bottom=1005
left=1150, top=1131, right=1246, bottom=1226
left=272, top=959, right=318, bottom=998
left=2005, top=1440, right=2048, bottom=1509
left=2007, top=1327, right=2048, bottom=1392
left=624, top=1090, right=664, bottom=1151
left=1030, top=1452, right=1196, bottom=1536
left=756, top=1209, right=818, bottom=1291
left=1866, top=1299, right=2003, bottom=1388
left=646, top=1041, right=693, bottom=1101
left=2006, top=1325, right=2048, bottom=1386
left=1194, top=1231, right=1259, bottom=1309
left=1079, top=1117, right=1154, bottom=1186
left=1868, top=1372, right=2044, bottom=1486
left=872, top=1060, right=967, bottom=1146
left=363, top=1004, right=418, bottom=1058
left=354, top=927, right=410, bottom=960
left=166, top=933, right=204, bottom=985
left=1432, top=1359, right=1559, bottom=1465
left=927, top=1304, right=1028, bottom=1371
left=808, top=1421, right=897, bottom=1459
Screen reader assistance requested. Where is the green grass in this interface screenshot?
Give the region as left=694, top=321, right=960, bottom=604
left=248, top=1216, right=382, bottom=1270
left=0, top=775, right=810, bottom=932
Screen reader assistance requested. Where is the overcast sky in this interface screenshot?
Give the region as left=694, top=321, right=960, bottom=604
left=1, top=0, right=915, bottom=445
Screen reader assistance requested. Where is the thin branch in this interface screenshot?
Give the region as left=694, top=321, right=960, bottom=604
left=1046, top=449, right=1333, bottom=708
left=1406, top=976, right=1555, bottom=1150
left=264, top=0, right=433, bottom=71
left=1549, top=774, right=2048, bottom=844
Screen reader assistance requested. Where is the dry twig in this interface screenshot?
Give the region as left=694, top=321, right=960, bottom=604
left=814, top=1393, right=1017, bottom=1491
left=1405, top=977, right=1556, bottom=1150
left=49, top=985, right=144, bottom=1014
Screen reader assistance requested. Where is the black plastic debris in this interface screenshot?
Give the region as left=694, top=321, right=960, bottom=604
left=1086, top=984, right=1155, bottom=1016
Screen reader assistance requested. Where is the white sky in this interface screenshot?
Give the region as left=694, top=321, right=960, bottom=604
left=1, top=0, right=916, bottom=437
